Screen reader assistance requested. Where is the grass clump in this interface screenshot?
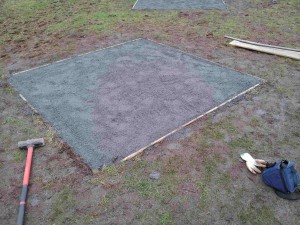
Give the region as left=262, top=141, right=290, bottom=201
left=99, top=195, right=110, bottom=211
left=3, top=116, right=21, bottom=125
left=159, top=211, right=173, bottom=225
left=13, top=150, right=26, bottom=162
left=50, top=187, right=76, bottom=224
left=228, top=136, right=254, bottom=150
left=239, top=206, right=277, bottom=225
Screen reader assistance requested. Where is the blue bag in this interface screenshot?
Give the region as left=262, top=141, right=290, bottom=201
left=262, top=160, right=299, bottom=193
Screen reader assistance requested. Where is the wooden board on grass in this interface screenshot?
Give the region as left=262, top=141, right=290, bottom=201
left=229, top=40, right=300, bottom=60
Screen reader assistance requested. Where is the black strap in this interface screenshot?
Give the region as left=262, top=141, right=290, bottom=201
left=279, top=160, right=289, bottom=193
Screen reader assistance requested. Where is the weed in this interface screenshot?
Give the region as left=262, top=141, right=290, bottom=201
left=5, top=86, right=14, bottom=95
left=13, top=34, right=26, bottom=42
left=135, top=179, right=159, bottom=198
left=45, top=128, right=56, bottom=144
left=99, top=195, right=110, bottom=210
left=197, top=181, right=210, bottom=200
left=33, top=116, right=44, bottom=126
left=3, top=116, right=20, bottom=125
left=102, top=165, right=118, bottom=176
left=159, top=212, right=173, bottom=225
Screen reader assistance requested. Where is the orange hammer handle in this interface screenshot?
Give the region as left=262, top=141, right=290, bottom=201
left=17, top=146, right=34, bottom=225
left=23, top=146, right=33, bottom=185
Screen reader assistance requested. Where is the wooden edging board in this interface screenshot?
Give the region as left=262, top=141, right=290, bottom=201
left=224, top=36, right=300, bottom=60
left=121, top=83, right=261, bottom=162
left=229, top=40, right=300, bottom=60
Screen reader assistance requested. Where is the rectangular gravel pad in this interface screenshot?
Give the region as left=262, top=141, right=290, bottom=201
left=9, top=39, right=260, bottom=169
left=133, top=0, right=226, bottom=10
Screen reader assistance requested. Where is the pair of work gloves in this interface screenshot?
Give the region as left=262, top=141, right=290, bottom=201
left=240, top=153, right=269, bottom=174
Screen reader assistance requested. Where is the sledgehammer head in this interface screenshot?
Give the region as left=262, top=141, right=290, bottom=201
left=18, top=138, right=45, bottom=150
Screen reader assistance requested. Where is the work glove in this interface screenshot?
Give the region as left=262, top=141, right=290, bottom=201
left=240, top=152, right=267, bottom=174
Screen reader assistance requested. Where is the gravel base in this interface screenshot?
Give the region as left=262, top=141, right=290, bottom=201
left=133, top=0, right=226, bottom=10
left=9, top=39, right=260, bottom=169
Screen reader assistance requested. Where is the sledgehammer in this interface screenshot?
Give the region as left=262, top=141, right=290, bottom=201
left=17, top=138, right=44, bottom=225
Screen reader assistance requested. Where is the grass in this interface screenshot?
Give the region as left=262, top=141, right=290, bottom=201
left=159, top=212, right=173, bottom=225
left=4, top=86, right=14, bottom=95
left=228, top=136, right=255, bottom=150
left=239, top=206, right=277, bottom=225
left=121, top=160, right=179, bottom=204
left=99, top=195, right=110, bottom=210
left=13, top=150, right=26, bottom=162
left=3, top=116, right=21, bottom=125
left=50, top=187, right=77, bottom=224
left=45, top=128, right=56, bottom=144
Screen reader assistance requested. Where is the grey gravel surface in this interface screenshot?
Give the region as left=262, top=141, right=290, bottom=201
left=133, top=0, right=226, bottom=10
left=9, top=39, right=260, bottom=169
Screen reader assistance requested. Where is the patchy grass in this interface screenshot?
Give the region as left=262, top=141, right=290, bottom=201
left=159, top=212, right=173, bottom=225
left=13, top=149, right=26, bottom=162
left=239, top=206, right=277, bottom=225
left=45, top=128, right=56, bottom=144
left=99, top=195, right=110, bottom=210
left=228, top=136, right=255, bottom=150
left=3, top=116, right=21, bottom=125
left=50, top=187, right=76, bottom=224
left=4, top=86, right=14, bottom=95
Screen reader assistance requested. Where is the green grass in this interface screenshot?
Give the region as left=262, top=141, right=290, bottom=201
left=50, top=187, right=77, bottom=224
left=239, top=206, right=277, bottom=225
left=99, top=195, right=110, bottom=210
left=2, top=0, right=49, bottom=20
left=3, top=116, right=21, bottom=125
left=1, top=0, right=299, bottom=51
left=45, top=128, right=56, bottom=144
left=4, top=86, right=14, bottom=95
left=102, top=164, right=121, bottom=176
left=228, top=136, right=254, bottom=150
left=13, top=150, right=26, bottom=162
left=159, top=212, right=173, bottom=225
left=124, top=160, right=178, bottom=202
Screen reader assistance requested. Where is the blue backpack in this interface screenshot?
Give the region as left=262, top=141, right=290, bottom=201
left=262, top=160, right=299, bottom=193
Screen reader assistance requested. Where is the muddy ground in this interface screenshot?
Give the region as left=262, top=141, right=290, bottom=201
left=0, top=0, right=299, bottom=224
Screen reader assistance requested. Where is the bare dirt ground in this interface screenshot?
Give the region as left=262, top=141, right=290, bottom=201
left=0, top=0, right=299, bottom=224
